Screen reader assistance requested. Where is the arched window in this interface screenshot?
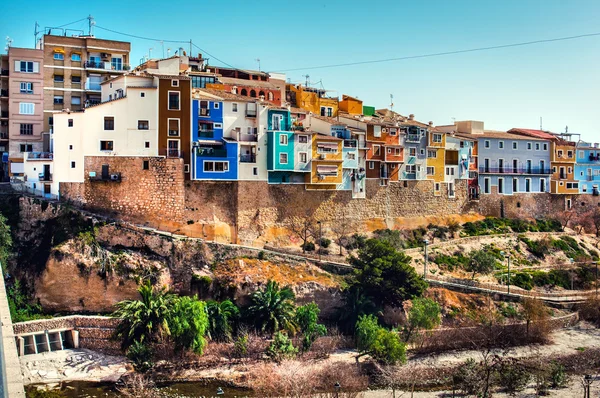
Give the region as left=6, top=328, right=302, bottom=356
left=250, top=90, right=257, bottom=98
left=259, top=91, right=265, bottom=98
left=267, top=92, right=274, bottom=101
left=240, top=88, right=248, bottom=96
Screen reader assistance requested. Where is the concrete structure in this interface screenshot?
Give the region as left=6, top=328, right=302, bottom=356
left=0, top=47, right=45, bottom=179
left=39, top=33, right=131, bottom=137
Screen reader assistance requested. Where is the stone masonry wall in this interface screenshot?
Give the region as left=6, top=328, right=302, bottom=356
left=61, top=156, right=185, bottom=225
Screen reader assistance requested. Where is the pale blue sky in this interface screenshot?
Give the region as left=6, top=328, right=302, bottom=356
left=2, top=0, right=599, bottom=141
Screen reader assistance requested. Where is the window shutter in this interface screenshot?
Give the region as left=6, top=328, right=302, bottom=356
left=15, top=61, right=20, bottom=71
left=33, top=62, right=39, bottom=73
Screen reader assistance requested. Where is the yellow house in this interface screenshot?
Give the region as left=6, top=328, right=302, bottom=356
left=287, top=84, right=338, bottom=117
left=426, top=128, right=447, bottom=188
left=339, top=95, right=363, bottom=115
left=306, top=133, right=343, bottom=190
left=550, top=141, right=578, bottom=194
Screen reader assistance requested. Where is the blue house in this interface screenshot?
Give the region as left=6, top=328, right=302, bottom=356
left=477, top=132, right=551, bottom=195
left=192, top=98, right=238, bottom=180
left=575, top=142, right=600, bottom=195
left=266, top=109, right=310, bottom=184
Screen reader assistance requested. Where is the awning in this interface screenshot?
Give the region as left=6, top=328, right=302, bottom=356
left=53, top=48, right=65, bottom=54
left=317, top=165, right=337, bottom=175
left=196, top=140, right=223, bottom=145
left=317, top=143, right=338, bottom=150
left=10, top=162, right=24, bottom=173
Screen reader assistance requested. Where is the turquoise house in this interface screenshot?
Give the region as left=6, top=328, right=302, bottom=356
left=576, top=142, right=600, bottom=195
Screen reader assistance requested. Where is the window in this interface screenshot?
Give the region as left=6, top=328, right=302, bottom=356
left=433, top=134, right=442, bottom=143
left=395, top=148, right=401, bottom=155
left=484, top=140, right=490, bottom=149
left=214, top=103, right=220, bottom=109
left=446, top=167, right=455, bottom=176
left=427, top=150, right=437, bottom=158
left=318, top=143, right=338, bottom=154
left=19, top=124, right=33, bottom=135
left=300, top=152, right=307, bottom=163
left=435, top=183, right=440, bottom=191
left=369, top=161, right=375, bottom=169
left=145, top=141, right=150, bottom=148
left=298, top=135, right=308, bottom=143
left=373, top=145, right=381, bottom=156
left=566, top=199, right=572, bottom=209
left=54, top=96, right=63, bottom=105
left=409, top=147, right=416, bottom=157
left=279, top=153, right=288, bottom=164
left=513, top=178, right=518, bottom=193
left=498, top=141, right=504, bottom=149
left=168, top=119, right=180, bottom=136
left=19, top=103, right=34, bottom=115
left=535, top=143, right=540, bottom=150
left=19, top=144, right=32, bottom=152
left=17, top=61, right=38, bottom=73
left=71, top=53, right=81, bottom=62
left=168, top=92, right=180, bottom=110
left=427, top=166, right=435, bottom=175
left=71, top=96, right=81, bottom=105
left=387, top=148, right=392, bottom=154
left=498, top=178, right=504, bottom=194
left=71, top=161, right=76, bottom=168
left=557, top=150, right=563, bottom=158
left=253, top=167, right=259, bottom=176
left=140, top=92, right=145, bottom=98
left=543, top=143, right=548, bottom=151
left=190, top=75, right=216, bottom=88
left=512, top=142, right=518, bottom=150
left=390, top=128, right=397, bottom=136
left=203, top=161, right=226, bottom=172
left=232, top=103, right=238, bottom=112
left=138, top=120, right=149, bottom=130
left=68, top=119, right=73, bottom=127
left=53, top=53, right=64, bottom=60
left=184, top=164, right=190, bottom=173
left=484, top=178, right=490, bottom=194
left=566, top=182, right=579, bottom=189
left=347, top=153, right=356, bottom=160
left=171, top=79, right=179, bottom=87
left=104, top=117, right=114, bottom=130
left=100, top=140, right=114, bottom=151
left=20, top=82, right=33, bottom=94
left=111, top=58, right=123, bottom=71
left=420, top=149, right=425, bottom=156
left=579, top=150, right=585, bottom=159
left=268, top=92, right=274, bottom=101
left=143, top=160, right=149, bottom=170
left=327, top=107, right=333, bottom=117
left=214, top=123, right=223, bottom=129
left=279, top=135, right=288, bottom=145
left=54, top=75, right=64, bottom=83
left=527, top=142, right=532, bottom=150
left=568, top=167, right=572, bottom=174
left=525, top=178, right=531, bottom=192
left=567, top=150, right=573, bottom=158
left=69, top=145, right=73, bottom=150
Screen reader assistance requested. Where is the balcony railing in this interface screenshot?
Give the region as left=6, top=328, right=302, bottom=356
left=0, top=89, right=7, bottom=97
left=0, top=111, right=7, bottom=118
left=238, top=133, right=258, bottom=142
left=84, top=61, right=130, bottom=71
left=160, top=148, right=184, bottom=158
left=199, top=108, right=210, bottom=117
left=406, top=134, right=421, bottom=143
left=38, top=173, right=52, bottom=182
left=240, top=154, right=256, bottom=163
left=84, top=81, right=101, bottom=91
left=290, top=125, right=305, bottom=132
left=343, top=140, right=357, bottom=148
left=198, top=130, right=214, bottom=138
left=196, top=147, right=227, bottom=157
left=478, top=166, right=551, bottom=175
left=589, top=155, right=600, bottom=162
left=27, top=152, right=53, bottom=160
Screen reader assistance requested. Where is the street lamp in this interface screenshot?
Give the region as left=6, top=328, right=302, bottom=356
left=569, top=258, right=574, bottom=290
left=334, top=382, right=341, bottom=398
left=423, top=239, right=429, bottom=278
left=582, top=375, right=593, bottom=398
left=317, top=220, right=322, bottom=262
left=500, top=251, right=511, bottom=295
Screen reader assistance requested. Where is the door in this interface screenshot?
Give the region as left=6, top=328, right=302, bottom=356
left=101, top=164, right=109, bottom=179
left=498, top=159, right=504, bottom=173
left=44, top=184, right=51, bottom=195
left=540, top=178, right=546, bottom=192
left=272, top=114, right=283, bottom=130
left=513, top=159, right=518, bottom=173
left=43, top=164, right=51, bottom=181
left=539, top=160, right=545, bottom=173
left=484, top=158, right=490, bottom=173
left=526, top=160, right=532, bottom=173
left=168, top=140, right=180, bottom=158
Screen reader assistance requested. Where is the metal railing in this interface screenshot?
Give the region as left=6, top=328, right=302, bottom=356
left=240, top=154, right=256, bottom=163
left=38, top=173, right=52, bottom=182
left=586, top=175, right=600, bottom=181
left=198, top=130, right=214, bottom=138
left=84, top=61, right=130, bottom=71
left=479, top=166, right=551, bottom=175
left=406, top=134, right=421, bottom=142
left=238, top=133, right=258, bottom=142
left=26, top=152, right=53, bottom=160
left=160, top=148, right=184, bottom=158
left=0, top=132, right=7, bottom=140
left=196, top=147, right=226, bottom=157
left=343, top=140, right=357, bottom=148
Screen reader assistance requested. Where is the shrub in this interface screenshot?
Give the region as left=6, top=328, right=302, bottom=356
left=549, top=361, right=569, bottom=388
left=452, top=358, right=484, bottom=396
left=356, top=314, right=406, bottom=365
left=257, top=251, right=266, bottom=260
left=319, top=238, right=331, bottom=248
left=512, top=272, right=533, bottom=290
left=295, top=302, right=326, bottom=352
left=496, top=359, right=531, bottom=395
left=344, top=233, right=367, bottom=250
left=266, top=331, right=297, bottom=362
left=301, top=241, right=315, bottom=252
left=233, top=332, right=248, bottom=358
left=126, top=340, right=154, bottom=372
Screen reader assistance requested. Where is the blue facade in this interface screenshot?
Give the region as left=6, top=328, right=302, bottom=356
left=575, top=144, right=600, bottom=195
left=331, top=125, right=358, bottom=190
left=268, top=109, right=291, bottom=131
left=477, top=136, right=551, bottom=195
left=192, top=99, right=238, bottom=180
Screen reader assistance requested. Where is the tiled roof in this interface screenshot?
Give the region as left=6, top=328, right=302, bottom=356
left=195, top=88, right=254, bottom=102
left=289, top=107, right=307, bottom=114
left=477, top=130, right=548, bottom=141
left=508, top=128, right=557, bottom=140
left=217, top=76, right=278, bottom=89
left=431, top=125, right=455, bottom=133
left=311, top=114, right=347, bottom=125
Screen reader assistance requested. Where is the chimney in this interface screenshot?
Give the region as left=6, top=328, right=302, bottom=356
left=409, top=114, right=415, bottom=120
left=428, top=121, right=433, bottom=126
left=595, top=143, right=599, bottom=148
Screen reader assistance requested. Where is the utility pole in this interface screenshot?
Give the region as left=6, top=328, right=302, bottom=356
left=255, top=58, right=261, bottom=72
left=189, top=40, right=192, bottom=56
left=317, top=221, right=322, bottom=262
left=87, top=15, right=94, bottom=36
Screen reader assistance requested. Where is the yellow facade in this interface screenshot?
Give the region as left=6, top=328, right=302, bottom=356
left=426, top=131, right=446, bottom=183
left=550, top=142, right=578, bottom=194
left=309, top=135, right=343, bottom=187
left=339, top=95, right=363, bottom=115
left=287, top=84, right=339, bottom=116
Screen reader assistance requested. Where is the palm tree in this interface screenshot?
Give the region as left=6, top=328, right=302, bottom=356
left=247, top=280, right=297, bottom=335
left=112, top=281, right=175, bottom=349
left=338, top=285, right=378, bottom=334
left=206, top=300, right=239, bottom=342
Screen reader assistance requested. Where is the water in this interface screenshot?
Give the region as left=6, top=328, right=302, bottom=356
left=27, top=381, right=254, bottom=398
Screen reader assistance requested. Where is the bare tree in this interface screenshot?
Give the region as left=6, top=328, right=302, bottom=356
left=557, top=208, right=576, bottom=231
left=592, top=208, right=600, bottom=238
left=284, top=209, right=317, bottom=253
left=329, top=209, right=356, bottom=256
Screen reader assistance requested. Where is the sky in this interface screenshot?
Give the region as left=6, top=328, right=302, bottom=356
left=1, top=0, right=599, bottom=141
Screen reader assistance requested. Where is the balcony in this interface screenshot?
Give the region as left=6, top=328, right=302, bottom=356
left=38, top=173, right=52, bottom=182
left=89, top=172, right=121, bottom=182
left=240, top=154, right=256, bottom=163
left=199, top=108, right=211, bottom=117
left=198, top=130, right=214, bottom=139
left=403, top=172, right=416, bottom=180
left=478, top=166, right=551, bottom=175
left=0, top=111, right=7, bottom=118
left=589, top=155, right=600, bottom=162
left=84, top=61, right=130, bottom=72
left=84, top=81, right=101, bottom=91
left=0, top=69, right=8, bottom=76
left=290, top=125, right=305, bottom=132
left=27, top=152, right=53, bottom=160
left=0, top=89, right=7, bottom=97
left=343, top=140, right=357, bottom=148
left=406, top=134, right=421, bottom=143
left=196, top=147, right=227, bottom=157
left=238, top=132, right=258, bottom=142
left=160, top=148, right=184, bottom=158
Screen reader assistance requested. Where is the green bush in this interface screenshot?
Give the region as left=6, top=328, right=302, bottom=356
left=512, top=272, right=533, bottom=290
left=499, top=303, right=519, bottom=319
left=126, top=340, right=154, bottom=372
left=266, top=331, right=297, bottom=362
left=356, top=314, right=406, bottom=365
left=497, top=359, right=531, bottom=395
left=519, top=237, right=552, bottom=259
left=549, top=361, right=568, bottom=388
left=319, top=238, right=331, bottom=248
left=344, top=233, right=367, bottom=250
left=301, top=241, right=316, bottom=252
left=257, top=251, right=266, bottom=260
left=233, top=332, right=248, bottom=358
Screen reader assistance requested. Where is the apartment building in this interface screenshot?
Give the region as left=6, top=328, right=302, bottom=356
left=40, top=33, right=131, bottom=136
left=575, top=142, right=600, bottom=196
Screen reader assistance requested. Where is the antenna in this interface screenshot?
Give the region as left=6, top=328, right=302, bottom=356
left=255, top=58, right=261, bottom=72
left=540, top=117, right=543, bottom=130
left=389, top=94, right=394, bottom=112
left=167, top=48, right=171, bottom=57
left=148, top=47, right=154, bottom=59
left=87, top=15, right=95, bottom=36
left=565, top=125, right=568, bottom=134
left=303, top=74, right=310, bottom=87
left=34, top=22, right=40, bottom=47
left=5, top=36, right=12, bottom=52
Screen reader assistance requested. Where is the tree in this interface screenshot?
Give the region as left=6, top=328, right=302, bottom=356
left=592, top=208, right=600, bottom=237
left=265, top=331, right=297, bottom=362
left=168, top=295, right=209, bottom=354
left=329, top=209, right=356, bottom=256
left=355, top=314, right=406, bottom=365
left=337, top=285, right=378, bottom=333
left=284, top=210, right=317, bottom=253
left=521, top=297, right=550, bottom=340
left=403, top=297, right=441, bottom=343
left=206, top=300, right=239, bottom=342
left=0, top=213, right=12, bottom=268
left=466, top=249, right=497, bottom=279
left=295, top=302, right=327, bottom=351
left=349, top=239, right=427, bottom=308
left=248, top=280, right=297, bottom=335
left=112, top=281, right=175, bottom=349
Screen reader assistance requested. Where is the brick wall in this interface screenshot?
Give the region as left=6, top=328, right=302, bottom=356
left=60, top=156, right=185, bottom=224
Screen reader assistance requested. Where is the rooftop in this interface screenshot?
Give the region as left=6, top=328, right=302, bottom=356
left=476, top=130, right=548, bottom=141
left=217, top=76, right=278, bottom=89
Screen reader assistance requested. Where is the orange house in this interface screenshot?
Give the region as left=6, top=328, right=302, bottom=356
left=339, top=95, right=363, bottom=115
